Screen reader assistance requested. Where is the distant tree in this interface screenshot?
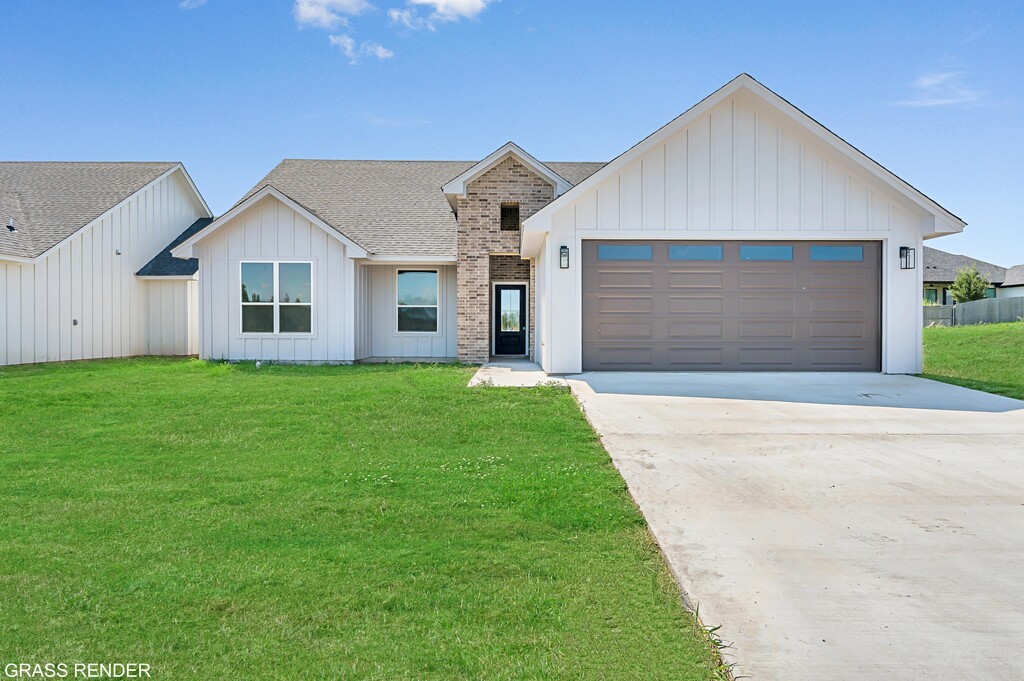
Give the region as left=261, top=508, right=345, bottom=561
left=949, top=265, right=990, bottom=303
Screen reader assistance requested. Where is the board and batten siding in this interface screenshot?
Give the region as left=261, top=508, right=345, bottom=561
left=539, top=88, right=932, bottom=375
left=564, top=89, right=926, bottom=234
left=145, top=279, right=198, bottom=356
left=0, top=171, right=204, bottom=366
left=195, top=195, right=355, bottom=362
left=362, top=264, right=457, bottom=360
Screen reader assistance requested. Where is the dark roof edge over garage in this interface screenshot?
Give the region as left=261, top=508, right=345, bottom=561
left=137, top=217, right=213, bottom=277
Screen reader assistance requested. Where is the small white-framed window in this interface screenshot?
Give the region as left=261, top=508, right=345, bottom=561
left=240, top=261, right=313, bottom=334
left=397, top=269, right=439, bottom=333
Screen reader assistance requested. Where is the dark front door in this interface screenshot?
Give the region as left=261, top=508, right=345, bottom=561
left=494, top=284, right=527, bottom=356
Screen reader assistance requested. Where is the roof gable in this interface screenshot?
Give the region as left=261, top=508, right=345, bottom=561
left=0, top=162, right=210, bottom=261
left=171, top=186, right=369, bottom=259
left=522, top=74, right=966, bottom=250
left=442, top=142, right=573, bottom=206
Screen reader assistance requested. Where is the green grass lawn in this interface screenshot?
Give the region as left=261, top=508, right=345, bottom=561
left=0, top=359, right=723, bottom=680
left=923, top=321, right=1024, bottom=400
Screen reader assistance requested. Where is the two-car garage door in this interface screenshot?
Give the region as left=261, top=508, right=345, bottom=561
left=582, top=240, right=881, bottom=371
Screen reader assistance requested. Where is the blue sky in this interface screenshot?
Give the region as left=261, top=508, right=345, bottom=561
left=3, top=0, right=1022, bottom=264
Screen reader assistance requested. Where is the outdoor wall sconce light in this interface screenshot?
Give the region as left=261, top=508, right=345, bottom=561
left=559, top=245, right=570, bottom=269
left=899, top=246, right=916, bottom=270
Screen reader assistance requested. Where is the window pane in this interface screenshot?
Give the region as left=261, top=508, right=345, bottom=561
left=398, top=307, right=438, bottom=332
left=241, top=263, right=274, bottom=302
left=398, top=271, right=438, bottom=306
left=598, top=244, right=653, bottom=260
left=242, top=305, right=274, bottom=333
left=924, top=289, right=938, bottom=303
left=810, top=245, right=863, bottom=262
left=279, top=305, right=312, bottom=333
left=984, top=287, right=997, bottom=299
left=739, top=245, right=793, bottom=261
left=500, top=289, right=521, bottom=331
left=669, top=244, right=723, bottom=261
left=279, top=263, right=311, bottom=303
left=500, top=203, right=520, bottom=231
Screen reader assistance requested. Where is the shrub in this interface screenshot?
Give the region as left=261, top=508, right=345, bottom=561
left=949, top=265, right=990, bottom=303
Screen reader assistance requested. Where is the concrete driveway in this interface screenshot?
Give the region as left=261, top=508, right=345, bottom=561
left=569, top=373, right=1024, bottom=681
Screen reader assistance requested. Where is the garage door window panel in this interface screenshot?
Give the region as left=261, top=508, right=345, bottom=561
left=670, top=245, right=723, bottom=261
left=740, top=245, right=793, bottom=261
left=598, top=244, right=653, bottom=260
left=810, top=245, right=864, bottom=262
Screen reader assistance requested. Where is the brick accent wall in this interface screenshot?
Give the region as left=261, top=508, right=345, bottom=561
left=489, top=254, right=530, bottom=281
left=456, top=156, right=555, bottom=363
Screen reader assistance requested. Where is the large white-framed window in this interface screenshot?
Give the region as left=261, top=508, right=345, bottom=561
left=396, top=269, right=439, bottom=333
left=240, top=261, right=313, bottom=335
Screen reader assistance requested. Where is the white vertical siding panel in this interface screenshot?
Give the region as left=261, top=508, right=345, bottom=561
left=2, top=265, right=14, bottom=365
left=36, top=260, right=49, bottom=363
left=665, top=131, right=688, bottom=229
left=826, top=162, right=848, bottom=229
left=710, top=102, right=733, bottom=229
left=324, top=233, right=343, bottom=361
left=576, top=190, right=598, bottom=231
left=20, top=265, right=34, bottom=363
left=70, top=236, right=83, bottom=360
left=80, top=230, right=94, bottom=358
left=620, top=160, right=643, bottom=228
left=801, top=147, right=824, bottom=231
left=779, top=130, right=801, bottom=228
left=733, top=99, right=757, bottom=230
left=91, top=226, right=103, bottom=354
left=596, top=177, right=619, bottom=230
left=187, top=279, right=199, bottom=355
left=110, top=210, right=123, bottom=358
left=848, top=177, right=869, bottom=228
left=642, top=150, right=666, bottom=229
left=755, top=113, right=779, bottom=229
left=688, top=115, right=711, bottom=229
left=58, top=245, right=72, bottom=360
left=869, top=189, right=889, bottom=230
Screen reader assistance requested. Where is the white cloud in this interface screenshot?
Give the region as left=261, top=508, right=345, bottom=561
left=896, top=70, right=984, bottom=107
left=179, top=0, right=207, bottom=8
left=329, top=34, right=394, bottom=63
left=388, top=0, right=494, bottom=30
left=295, top=0, right=372, bottom=29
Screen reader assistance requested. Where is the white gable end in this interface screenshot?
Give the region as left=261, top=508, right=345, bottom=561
left=551, top=88, right=937, bottom=236
left=522, top=75, right=964, bottom=257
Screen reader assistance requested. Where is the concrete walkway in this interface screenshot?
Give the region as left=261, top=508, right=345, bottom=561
left=569, top=373, right=1024, bottom=681
left=468, top=360, right=566, bottom=387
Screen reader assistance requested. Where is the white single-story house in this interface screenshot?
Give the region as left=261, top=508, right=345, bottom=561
left=4, top=75, right=967, bottom=373
left=0, top=162, right=211, bottom=366
left=923, top=247, right=1024, bottom=303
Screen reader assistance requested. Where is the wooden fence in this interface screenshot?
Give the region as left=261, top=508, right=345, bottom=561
left=923, top=298, right=1024, bottom=327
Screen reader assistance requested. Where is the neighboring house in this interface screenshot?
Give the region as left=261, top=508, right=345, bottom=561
left=1000, top=266, right=1024, bottom=298
left=170, top=74, right=965, bottom=374
left=923, top=247, right=1001, bottom=303
left=0, top=162, right=211, bottom=366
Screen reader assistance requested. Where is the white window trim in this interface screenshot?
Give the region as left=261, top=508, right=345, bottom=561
left=239, top=260, right=315, bottom=337
left=491, top=281, right=529, bottom=356
left=396, top=269, right=441, bottom=336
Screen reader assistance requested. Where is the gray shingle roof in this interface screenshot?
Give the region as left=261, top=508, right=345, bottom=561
left=0, top=162, right=178, bottom=259
left=234, top=159, right=606, bottom=257
left=137, top=217, right=213, bottom=277
left=1002, top=265, right=1024, bottom=288
left=923, top=246, right=1006, bottom=285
